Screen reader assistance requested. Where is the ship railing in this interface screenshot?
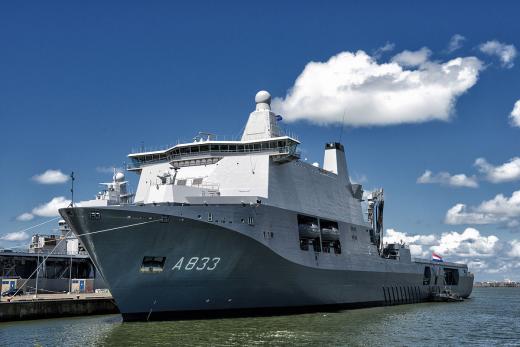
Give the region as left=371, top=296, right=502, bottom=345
left=128, top=145, right=300, bottom=170
left=129, top=129, right=300, bottom=156
left=127, top=157, right=169, bottom=170
left=128, top=134, right=244, bottom=154
left=168, top=145, right=299, bottom=160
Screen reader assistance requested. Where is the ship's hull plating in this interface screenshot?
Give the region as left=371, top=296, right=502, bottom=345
left=60, top=206, right=473, bottom=321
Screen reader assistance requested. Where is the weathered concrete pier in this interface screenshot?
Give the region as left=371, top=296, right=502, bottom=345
left=0, top=293, right=119, bottom=322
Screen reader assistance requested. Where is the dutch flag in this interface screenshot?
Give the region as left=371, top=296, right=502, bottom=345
left=431, top=252, right=443, bottom=262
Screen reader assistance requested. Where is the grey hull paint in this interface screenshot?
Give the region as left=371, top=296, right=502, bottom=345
left=60, top=205, right=473, bottom=321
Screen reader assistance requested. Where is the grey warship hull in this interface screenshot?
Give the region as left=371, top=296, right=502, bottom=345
left=60, top=204, right=474, bottom=321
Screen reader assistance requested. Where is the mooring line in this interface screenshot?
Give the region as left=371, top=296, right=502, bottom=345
left=10, top=230, right=73, bottom=298
left=11, top=216, right=61, bottom=235
left=79, top=219, right=161, bottom=237
left=6, top=218, right=161, bottom=299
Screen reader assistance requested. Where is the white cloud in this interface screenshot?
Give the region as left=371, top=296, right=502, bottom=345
left=510, top=100, right=520, bottom=127
left=477, top=190, right=520, bottom=218
left=432, top=228, right=500, bottom=257
left=509, top=240, right=520, bottom=257
left=445, top=203, right=500, bottom=225
left=385, top=227, right=500, bottom=259
left=417, top=170, right=478, bottom=188
left=32, top=169, right=69, bottom=184
left=19, top=196, right=94, bottom=220
left=31, top=196, right=71, bottom=217
left=385, top=227, right=520, bottom=278
left=475, top=157, right=520, bottom=183
left=479, top=40, right=517, bottom=68
left=272, top=49, right=483, bottom=127
left=373, top=42, right=395, bottom=58
left=445, top=190, right=520, bottom=228
left=1, top=231, right=30, bottom=242
left=447, top=34, right=466, bottom=53
left=391, top=47, right=432, bottom=67
left=16, top=212, right=34, bottom=221
left=385, top=228, right=436, bottom=257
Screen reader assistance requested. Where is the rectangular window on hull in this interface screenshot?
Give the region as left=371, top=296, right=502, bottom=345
left=423, top=266, right=431, bottom=285
left=140, top=256, right=166, bottom=273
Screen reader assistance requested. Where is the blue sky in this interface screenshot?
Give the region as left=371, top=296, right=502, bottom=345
left=1, top=1, right=520, bottom=280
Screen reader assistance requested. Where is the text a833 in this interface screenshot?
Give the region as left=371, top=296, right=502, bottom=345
left=172, top=257, right=221, bottom=271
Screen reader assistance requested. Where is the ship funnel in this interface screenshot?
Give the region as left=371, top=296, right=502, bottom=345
left=323, top=142, right=350, bottom=182
left=241, top=90, right=282, bottom=141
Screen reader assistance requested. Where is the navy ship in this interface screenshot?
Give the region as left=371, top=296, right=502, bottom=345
left=60, top=91, right=473, bottom=321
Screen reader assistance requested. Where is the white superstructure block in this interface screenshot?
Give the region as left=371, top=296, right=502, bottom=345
left=241, top=91, right=282, bottom=141
left=323, top=142, right=350, bottom=182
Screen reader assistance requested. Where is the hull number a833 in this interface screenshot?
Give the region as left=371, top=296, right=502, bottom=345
left=172, top=257, right=220, bottom=271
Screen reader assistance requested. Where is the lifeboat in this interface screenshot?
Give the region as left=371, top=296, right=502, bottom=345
left=321, top=226, right=340, bottom=241
left=298, top=223, right=320, bottom=239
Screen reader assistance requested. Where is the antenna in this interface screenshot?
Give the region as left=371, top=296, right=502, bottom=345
left=339, top=111, right=346, bottom=143
left=69, top=172, right=75, bottom=207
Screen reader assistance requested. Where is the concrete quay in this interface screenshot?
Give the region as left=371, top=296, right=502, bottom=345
left=0, top=293, right=119, bottom=322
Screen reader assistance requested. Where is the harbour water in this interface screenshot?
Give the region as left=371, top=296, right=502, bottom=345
left=1, top=288, right=518, bottom=346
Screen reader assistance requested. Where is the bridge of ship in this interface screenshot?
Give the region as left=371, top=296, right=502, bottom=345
left=127, top=136, right=301, bottom=171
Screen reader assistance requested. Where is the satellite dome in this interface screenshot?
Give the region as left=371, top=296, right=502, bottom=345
left=255, top=90, right=271, bottom=105
left=114, top=172, right=125, bottom=182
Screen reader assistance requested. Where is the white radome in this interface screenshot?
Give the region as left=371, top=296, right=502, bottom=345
left=255, top=90, right=271, bottom=105
left=114, top=172, right=125, bottom=182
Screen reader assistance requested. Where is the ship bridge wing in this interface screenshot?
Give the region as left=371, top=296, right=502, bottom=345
left=127, top=136, right=300, bottom=171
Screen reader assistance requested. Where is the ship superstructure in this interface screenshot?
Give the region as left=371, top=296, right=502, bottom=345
left=60, top=91, right=473, bottom=321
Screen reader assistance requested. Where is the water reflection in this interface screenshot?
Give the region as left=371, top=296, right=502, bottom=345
left=1, top=289, right=519, bottom=347
left=98, top=305, right=423, bottom=346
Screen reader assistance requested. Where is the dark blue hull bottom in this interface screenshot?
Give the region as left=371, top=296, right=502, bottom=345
left=122, top=300, right=391, bottom=322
